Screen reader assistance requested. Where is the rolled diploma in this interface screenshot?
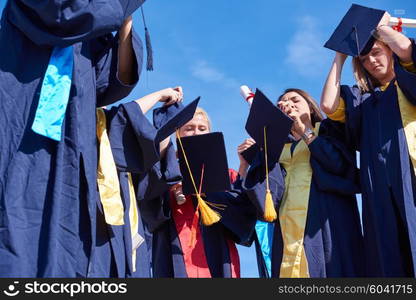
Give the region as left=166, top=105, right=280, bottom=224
left=240, top=85, right=255, bottom=106
left=389, top=17, right=416, bottom=28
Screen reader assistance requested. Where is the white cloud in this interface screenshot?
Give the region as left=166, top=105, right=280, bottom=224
left=190, top=60, right=239, bottom=89
left=285, top=16, right=330, bottom=78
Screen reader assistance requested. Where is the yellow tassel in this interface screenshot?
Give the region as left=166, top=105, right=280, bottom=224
left=196, top=194, right=221, bottom=226
left=263, top=126, right=277, bottom=222
left=176, top=130, right=225, bottom=226
left=264, top=188, right=277, bottom=222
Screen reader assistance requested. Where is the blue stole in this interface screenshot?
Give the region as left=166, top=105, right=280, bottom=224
left=255, top=220, right=274, bottom=277
left=32, top=46, right=74, bottom=141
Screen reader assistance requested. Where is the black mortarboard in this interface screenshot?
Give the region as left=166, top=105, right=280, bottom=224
left=324, top=4, right=386, bottom=56
left=244, top=89, right=293, bottom=167
left=244, top=89, right=293, bottom=222
left=153, top=97, right=200, bottom=143
left=176, top=132, right=231, bottom=195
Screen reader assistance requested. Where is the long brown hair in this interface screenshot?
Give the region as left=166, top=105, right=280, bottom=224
left=277, top=88, right=323, bottom=127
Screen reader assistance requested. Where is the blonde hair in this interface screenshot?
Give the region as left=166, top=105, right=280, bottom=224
left=193, top=107, right=211, bottom=132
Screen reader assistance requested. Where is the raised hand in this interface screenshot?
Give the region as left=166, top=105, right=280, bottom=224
left=237, top=138, right=256, bottom=178
left=159, top=86, right=184, bottom=106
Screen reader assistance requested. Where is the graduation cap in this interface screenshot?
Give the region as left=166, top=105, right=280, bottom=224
left=245, top=89, right=293, bottom=166
left=324, top=4, right=386, bottom=57
left=244, top=89, right=293, bottom=222
left=176, top=132, right=230, bottom=225
left=153, top=97, right=200, bottom=143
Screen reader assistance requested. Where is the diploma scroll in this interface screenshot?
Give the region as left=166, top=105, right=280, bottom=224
left=240, top=85, right=255, bottom=106
left=389, top=17, right=416, bottom=28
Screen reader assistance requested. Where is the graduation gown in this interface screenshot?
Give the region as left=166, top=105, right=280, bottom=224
left=92, top=102, right=159, bottom=277
left=0, top=1, right=144, bottom=277
left=340, top=39, right=416, bottom=277
left=244, top=119, right=364, bottom=278
left=136, top=144, right=257, bottom=278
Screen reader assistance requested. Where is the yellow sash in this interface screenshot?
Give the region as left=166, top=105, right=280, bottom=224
left=96, top=108, right=143, bottom=272
left=395, top=83, right=416, bottom=176
left=96, top=108, right=124, bottom=225
left=278, top=124, right=320, bottom=278
left=127, top=173, right=139, bottom=273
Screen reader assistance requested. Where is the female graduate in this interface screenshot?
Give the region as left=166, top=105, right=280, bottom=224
left=93, top=87, right=184, bottom=277
left=321, top=11, right=416, bottom=277
left=139, top=107, right=257, bottom=278
left=0, top=1, right=147, bottom=277
left=240, top=89, right=364, bottom=278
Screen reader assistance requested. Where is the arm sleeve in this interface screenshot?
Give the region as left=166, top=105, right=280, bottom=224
left=94, top=30, right=143, bottom=107
left=340, top=85, right=364, bottom=151
left=210, top=190, right=257, bottom=246
left=106, top=101, right=159, bottom=174
left=134, top=172, right=172, bottom=233
left=310, top=159, right=360, bottom=195
left=400, top=61, right=416, bottom=73
left=135, top=142, right=182, bottom=233
left=395, top=38, right=416, bottom=104
left=326, top=97, right=346, bottom=123
left=309, top=119, right=360, bottom=195
left=308, top=119, right=354, bottom=175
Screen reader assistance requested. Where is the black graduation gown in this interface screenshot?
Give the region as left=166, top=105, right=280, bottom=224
left=244, top=119, right=364, bottom=278
left=341, top=38, right=416, bottom=277
left=0, top=1, right=144, bottom=277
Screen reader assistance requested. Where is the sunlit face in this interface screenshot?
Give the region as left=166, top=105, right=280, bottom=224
left=278, top=91, right=311, bottom=119
left=359, top=41, right=394, bottom=82
left=178, top=114, right=210, bottom=137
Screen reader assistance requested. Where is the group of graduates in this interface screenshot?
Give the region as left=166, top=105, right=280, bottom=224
left=0, top=1, right=415, bottom=278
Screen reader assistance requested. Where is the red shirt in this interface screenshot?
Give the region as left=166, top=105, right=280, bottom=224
left=170, top=169, right=240, bottom=278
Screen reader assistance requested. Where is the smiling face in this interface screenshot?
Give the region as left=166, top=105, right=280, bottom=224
left=178, top=109, right=211, bottom=138
left=359, top=41, right=394, bottom=84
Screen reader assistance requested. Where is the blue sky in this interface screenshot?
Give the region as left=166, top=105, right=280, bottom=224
left=1, top=0, right=415, bottom=278
left=126, top=0, right=416, bottom=277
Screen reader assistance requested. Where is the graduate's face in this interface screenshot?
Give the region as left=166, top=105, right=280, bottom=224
left=178, top=114, right=210, bottom=137
left=359, top=41, right=394, bottom=82
left=278, top=92, right=311, bottom=119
